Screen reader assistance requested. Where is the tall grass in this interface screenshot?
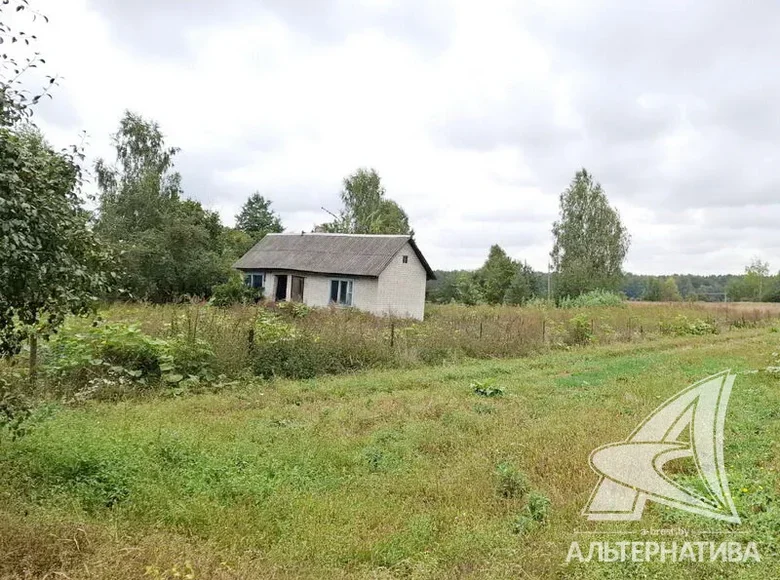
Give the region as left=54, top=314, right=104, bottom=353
left=16, top=300, right=780, bottom=391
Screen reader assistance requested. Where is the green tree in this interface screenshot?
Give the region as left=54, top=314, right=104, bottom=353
left=95, top=111, right=229, bottom=301
left=660, top=277, right=682, bottom=301
left=235, top=193, right=283, bottom=241
left=319, top=168, right=412, bottom=234
left=551, top=169, right=630, bottom=298
left=455, top=272, right=484, bottom=305
left=747, top=258, right=770, bottom=301
left=1, top=4, right=115, bottom=363
left=0, top=128, right=115, bottom=358
left=643, top=277, right=682, bottom=302
left=727, top=258, right=770, bottom=302
left=474, top=245, right=516, bottom=304
left=220, top=228, right=255, bottom=264
left=504, top=261, right=537, bottom=305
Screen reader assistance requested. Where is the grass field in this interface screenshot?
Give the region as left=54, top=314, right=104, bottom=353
left=0, top=323, right=778, bottom=578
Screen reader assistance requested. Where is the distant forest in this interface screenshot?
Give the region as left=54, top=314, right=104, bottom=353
left=427, top=270, right=761, bottom=303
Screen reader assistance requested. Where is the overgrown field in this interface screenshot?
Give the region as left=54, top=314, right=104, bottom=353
left=0, top=326, right=778, bottom=578
left=13, top=301, right=779, bottom=401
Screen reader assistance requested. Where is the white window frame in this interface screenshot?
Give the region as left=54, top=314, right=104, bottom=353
left=244, top=272, right=265, bottom=290
left=329, top=278, right=354, bottom=306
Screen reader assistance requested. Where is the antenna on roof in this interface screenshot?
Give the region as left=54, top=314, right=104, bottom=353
left=321, top=206, right=339, bottom=220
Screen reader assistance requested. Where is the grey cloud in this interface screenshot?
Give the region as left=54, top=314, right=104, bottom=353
left=437, top=0, right=780, bottom=215
left=85, top=0, right=260, bottom=59
left=703, top=205, right=780, bottom=230
left=467, top=207, right=556, bottom=224
left=260, top=0, right=454, bottom=53
left=436, top=223, right=545, bottom=250
left=86, top=0, right=454, bottom=60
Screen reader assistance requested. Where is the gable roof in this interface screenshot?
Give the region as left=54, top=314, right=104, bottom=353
left=233, top=233, right=436, bottom=280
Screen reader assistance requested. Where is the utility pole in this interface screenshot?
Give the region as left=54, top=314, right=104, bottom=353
left=547, top=261, right=552, bottom=301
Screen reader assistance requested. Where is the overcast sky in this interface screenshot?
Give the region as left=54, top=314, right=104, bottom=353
left=20, top=0, right=780, bottom=274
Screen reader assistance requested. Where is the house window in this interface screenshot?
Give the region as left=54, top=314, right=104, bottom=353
left=244, top=273, right=265, bottom=289
left=329, top=279, right=354, bottom=306
left=402, top=255, right=409, bottom=263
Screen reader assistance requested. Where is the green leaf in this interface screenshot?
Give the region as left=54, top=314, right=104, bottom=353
left=163, top=373, right=184, bottom=383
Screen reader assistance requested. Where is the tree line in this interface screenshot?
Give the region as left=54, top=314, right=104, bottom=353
left=429, top=169, right=632, bottom=305
left=430, top=263, right=777, bottom=304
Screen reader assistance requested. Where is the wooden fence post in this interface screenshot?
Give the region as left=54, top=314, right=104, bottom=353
left=390, top=320, right=395, bottom=348
left=28, top=332, right=38, bottom=388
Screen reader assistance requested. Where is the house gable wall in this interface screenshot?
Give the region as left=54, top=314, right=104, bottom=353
left=376, top=242, right=427, bottom=320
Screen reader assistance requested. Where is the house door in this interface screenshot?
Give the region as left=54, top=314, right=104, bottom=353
left=291, top=276, right=305, bottom=302
left=275, top=275, right=288, bottom=301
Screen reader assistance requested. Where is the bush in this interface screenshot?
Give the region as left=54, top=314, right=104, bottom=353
left=659, top=315, right=718, bottom=336
left=276, top=301, right=312, bottom=318
left=565, top=313, right=593, bottom=346
left=0, top=375, right=32, bottom=440
left=559, top=290, right=625, bottom=308
left=210, top=274, right=261, bottom=307
left=45, top=322, right=165, bottom=386
left=44, top=321, right=217, bottom=391
left=162, top=336, right=216, bottom=382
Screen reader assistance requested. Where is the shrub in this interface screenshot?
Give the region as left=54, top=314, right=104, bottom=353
left=659, top=315, right=718, bottom=336
left=44, top=321, right=217, bottom=391
left=0, top=375, right=32, bottom=440
left=559, top=290, right=625, bottom=308
left=45, top=322, right=165, bottom=386
left=162, top=336, right=216, bottom=382
left=253, top=310, right=298, bottom=343
left=496, top=461, right=530, bottom=499
left=565, top=314, right=593, bottom=346
left=276, top=301, right=312, bottom=318
left=210, top=274, right=261, bottom=307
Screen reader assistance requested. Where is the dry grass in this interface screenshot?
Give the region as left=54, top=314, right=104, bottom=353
left=86, top=300, right=780, bottom=379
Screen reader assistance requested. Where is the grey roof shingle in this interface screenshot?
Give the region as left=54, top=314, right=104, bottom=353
left=233, top=233, right=435, bottom=279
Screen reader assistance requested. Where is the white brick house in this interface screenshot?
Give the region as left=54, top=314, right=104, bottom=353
left=233, top=233, right=435, bottom=320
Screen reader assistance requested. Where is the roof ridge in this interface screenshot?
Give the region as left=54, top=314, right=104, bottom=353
left=270, top=232, right=410, bottom=238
